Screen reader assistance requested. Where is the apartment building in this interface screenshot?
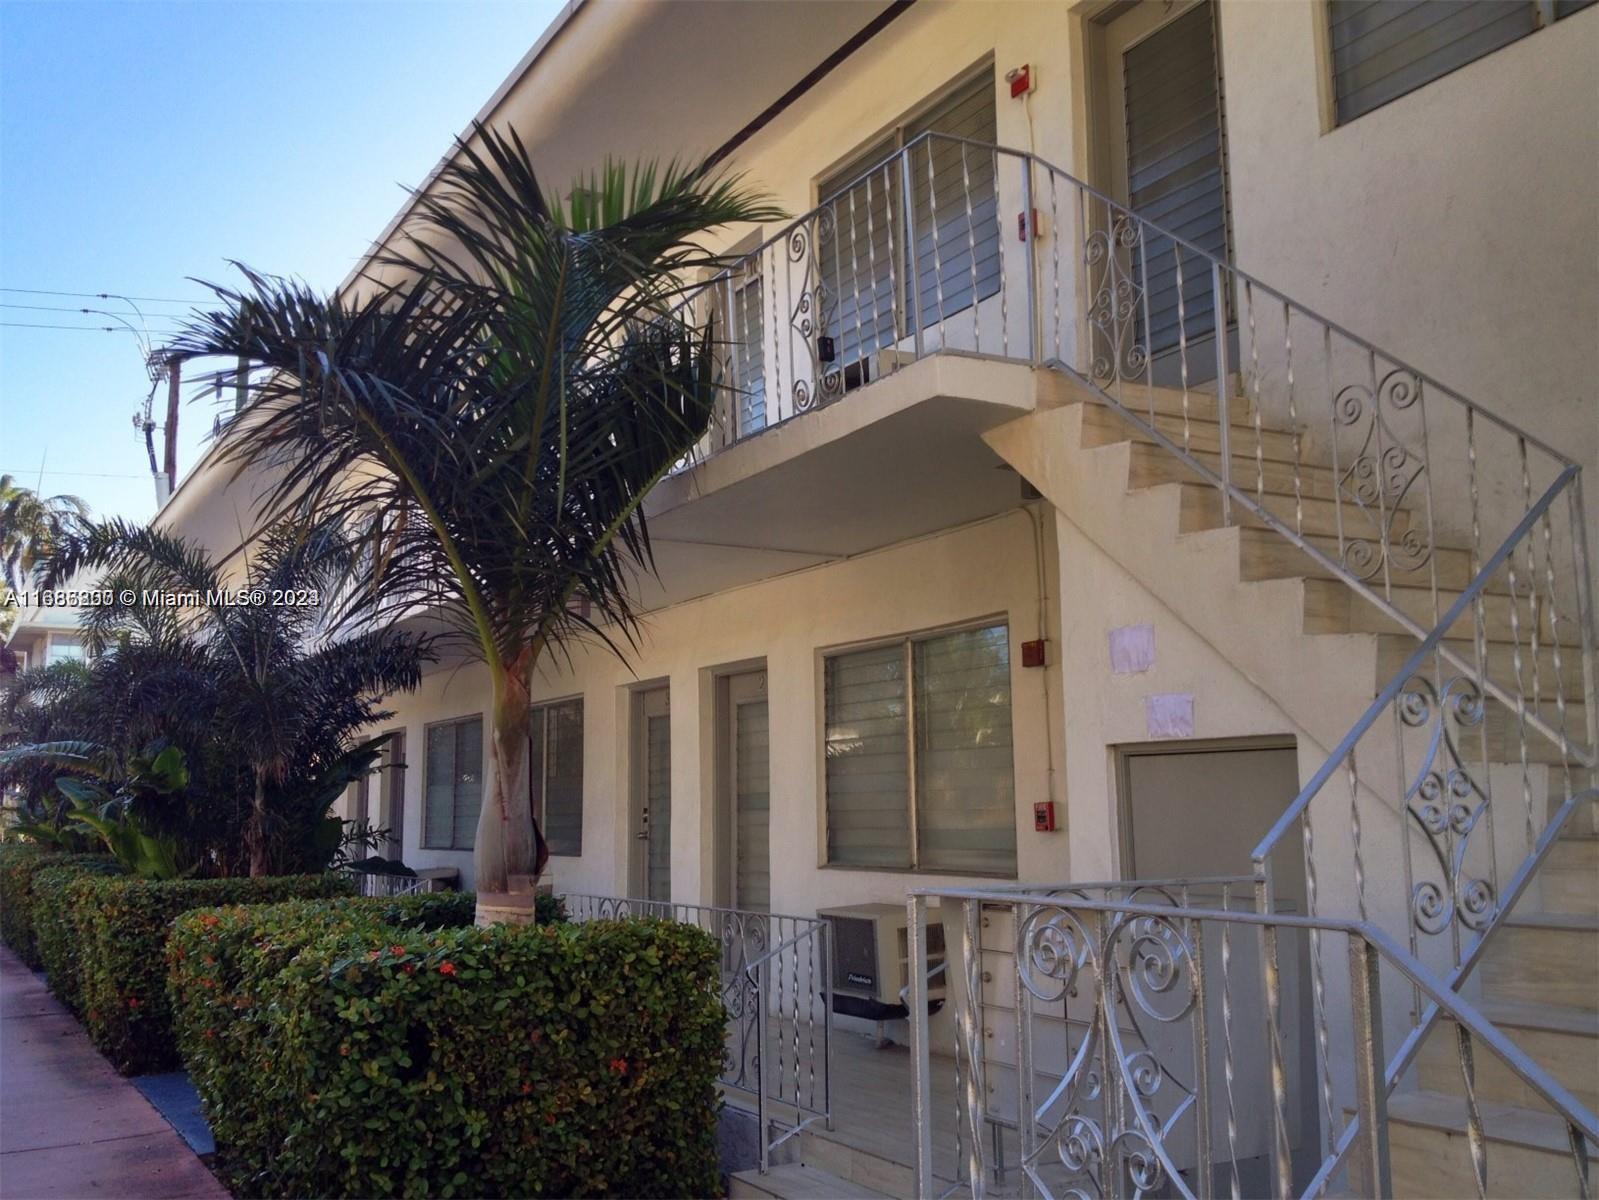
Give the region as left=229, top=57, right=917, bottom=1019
left=156, top=2, right=1598, bottom=1194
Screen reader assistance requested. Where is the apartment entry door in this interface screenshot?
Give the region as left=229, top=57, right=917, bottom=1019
left=1118, top=740, right=1317, bottom=1193
left=1097, top=0, right=1235, bottom=387
left=716, top=671, right=771, bottom=913
left=632, top=688, right=672, bottom=902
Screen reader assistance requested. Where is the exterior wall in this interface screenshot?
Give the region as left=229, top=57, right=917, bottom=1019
left=1216, top=0, right=1597, bottom=513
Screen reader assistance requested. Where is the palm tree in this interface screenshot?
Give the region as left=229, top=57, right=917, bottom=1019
left=41, top=517, right=432, bottom=875
left=166, top=129, right=781, bottom=907
left=0, top=475, right=88, bottom=591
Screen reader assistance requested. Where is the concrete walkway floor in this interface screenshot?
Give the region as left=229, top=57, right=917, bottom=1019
left=0, top=945, right=227, bottom=1199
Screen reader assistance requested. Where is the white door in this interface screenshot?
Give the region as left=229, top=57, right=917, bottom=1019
left=727, top=672, right=770, bottom=912
left=633, top=688, right=671, bottom=902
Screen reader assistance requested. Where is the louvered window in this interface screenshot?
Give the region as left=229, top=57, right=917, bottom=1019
left=1124, top=3, right=1228, bottom=355
left=1328, top=1, right=1592, bottom=125
left=423, top=715, right=482, bottom=850
left=734, top=699, right=770, bottom=911
left=530, top=699, right=583, bottom=858
left=818, top=70, right=1001, bottom=385
left=824, top=622, right=1017, bottom=876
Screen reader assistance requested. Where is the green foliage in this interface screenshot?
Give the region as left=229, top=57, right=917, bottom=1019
left=51, top=743, right=196, bottom=879
left=33, top=858, right=129, bottom=1013
left=70, top=872, right=354, bottom=1074
left=0, top=845, right=119, bottom=967
left=169, top=904, right=722, bottom=1199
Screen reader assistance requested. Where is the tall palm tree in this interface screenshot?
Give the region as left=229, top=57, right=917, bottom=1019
left=167, top=128, right=781, bottom=906
left=0, top=475, right=88, bottom=591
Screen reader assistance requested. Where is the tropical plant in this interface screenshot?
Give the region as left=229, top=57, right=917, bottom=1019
left=7, top=741, right=196, bottom=878
left=167, top=128, right=782, bottom=902
left=33, top=519, right=432, bottom=875
left=0, top=474, right=88, bottom=592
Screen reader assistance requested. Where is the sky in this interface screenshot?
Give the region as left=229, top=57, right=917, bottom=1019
left=0, top=0, right=562, bottom=522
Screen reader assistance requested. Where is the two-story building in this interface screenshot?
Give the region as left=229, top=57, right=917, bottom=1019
left=156, top=2, right=1598, bottom=1194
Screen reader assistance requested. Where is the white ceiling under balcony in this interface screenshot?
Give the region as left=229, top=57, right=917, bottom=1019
left=633, top=354, right=1045, bottom=613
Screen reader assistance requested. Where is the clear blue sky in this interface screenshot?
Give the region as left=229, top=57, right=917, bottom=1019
left=1, top=0, right=561, bottom=522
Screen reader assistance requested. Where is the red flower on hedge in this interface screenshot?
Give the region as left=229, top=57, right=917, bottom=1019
left=520, top=1082, right=532, bottom=1094
left=389, top=945, right=406, bottom=956
left=401, top=963, right=416, bottom=975
left=609, top=1058, right=628, bottom=1076
left=127, top=997, right=141, bottom=1009
left=438, top=961, right=458, bottom=976
left=199, top=914, right=220, bottom=928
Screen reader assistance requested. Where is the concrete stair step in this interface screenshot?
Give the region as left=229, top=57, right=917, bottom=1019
left=1236, top=526, right=1496, bottom=593
left=1041, top=373, right=1247, bottom=422
left=1126, top=440, right=1343, bottom=503
left=729, top=1164, right=893, bottom=1199
left=1079, top=403, right=1304, bottom=463
left=1179, top=482, right=1407, bottom=539
left=1418, top=1000, right=1599, bottom=1112
left=1303, top=579, right=1557, bottom=644
left=1479, top=911, right=1599, bottom=1008
left=1377, top=636, right=1588, bottom=705
left=1385, top=1090, right=1598, bottom=1198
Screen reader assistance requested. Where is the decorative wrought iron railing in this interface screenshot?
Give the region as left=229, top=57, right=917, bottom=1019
left=560, top=894, right=832, bottom=1172
left=905, top=885, right=1598, bottom=1200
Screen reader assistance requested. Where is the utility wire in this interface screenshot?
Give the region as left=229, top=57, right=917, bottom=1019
left=0, top=286, right=210, bottom=306
left=1, top=301, right=198, bottom=316
left=0, top=321, right=189, bottom=333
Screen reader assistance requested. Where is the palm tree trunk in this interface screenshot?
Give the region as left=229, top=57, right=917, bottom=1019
left=473, top=659, right=544, bottom=917
left=249, top=772, right=268, bottom=877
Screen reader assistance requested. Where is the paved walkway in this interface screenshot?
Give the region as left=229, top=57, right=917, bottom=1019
left=0, top=945, right=227, bottom=1199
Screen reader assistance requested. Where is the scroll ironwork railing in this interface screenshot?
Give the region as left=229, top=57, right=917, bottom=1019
left=905, top=886, right=1599, bottom=1200
left=669, top=132, right=1594, bottom=1194
left=560, top=894, right=832, bottom=1172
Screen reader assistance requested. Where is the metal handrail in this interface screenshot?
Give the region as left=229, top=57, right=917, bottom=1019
left=905, top=886, right=1599, bottom=1198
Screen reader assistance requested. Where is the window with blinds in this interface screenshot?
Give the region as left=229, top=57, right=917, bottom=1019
left=423, top=715, right=482, bottom=850
left=530, top=699, right=583, bottom=857
left=818, top=69, right=1001, bottom=382
left=1328, top=1, right=1592, bottom=125
left=729, top=269, right=767, bottom=438
left=735, top=699, right=771, bottom=911
left=1123, top=3, right=1227, bottom=355
left=824, top=622, right=1017, bottom=876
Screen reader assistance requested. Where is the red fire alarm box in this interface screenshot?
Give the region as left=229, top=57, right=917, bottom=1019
left=1021, top=638, right=1047, bottom=668
left=1033, top=801, right=1056, bottom=832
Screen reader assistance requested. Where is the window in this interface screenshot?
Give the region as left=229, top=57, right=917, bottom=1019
left=824, top=622, right=1017, bottom=875
left=46, top=634, right=85, bottom=665
left=423, top=715, right=483, bottom=850
left=818, top=69, right=1001, bottom=386
left=530, top=699, right=583, bottom=857
left=721, top=262, right=767, bottom=439
left=1328, top=1, right=1593, bottom=125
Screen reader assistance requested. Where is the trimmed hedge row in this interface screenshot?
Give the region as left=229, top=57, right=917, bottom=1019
left=70, top=873, right=355, bottom=1074
left=34, top=859, right=129, bottom=1013
left=0, top=846, right=121, bottom=967
left=169, top=902, right=725, bottom=1198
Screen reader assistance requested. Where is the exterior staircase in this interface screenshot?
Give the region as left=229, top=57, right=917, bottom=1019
left=983, top=371, right=1598, bottom=1197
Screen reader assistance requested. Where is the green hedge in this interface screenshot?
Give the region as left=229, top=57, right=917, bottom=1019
left=0, top=847, right=121, bottom=968
left=71, top=873, right=355, bottom=1074
left=169, top=905, right=724, bottom=1198
left=34, top=859, right=129, bottom=1013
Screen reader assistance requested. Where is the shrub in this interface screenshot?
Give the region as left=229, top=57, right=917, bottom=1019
left=33, top=858, right=128, bottom=1013
left=71, top=872, right=355, bottom=1073
left=170, top=908, right=724, bottom=1198
left=0, top=846, right=120, bottom=967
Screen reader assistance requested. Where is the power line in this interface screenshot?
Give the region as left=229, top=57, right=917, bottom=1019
left=1, top=301, right=199, bottom=317
left=0, top=321, right=189, bottom=333
left=0, top=467, right=155, bottom=480
left=0, top=286, right=211, bottom=306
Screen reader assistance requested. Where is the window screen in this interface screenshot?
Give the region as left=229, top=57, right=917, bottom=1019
left=824, top=622, right=1016, bottom=875
left=1328, top=2, right=1540, bottom=124
left=423, top=716, right=482, bottom=850
left=531, top=699, right=583, bottom=857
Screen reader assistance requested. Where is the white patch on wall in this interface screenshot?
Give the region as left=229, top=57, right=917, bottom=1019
left=1145, top=693, right=1195, bottom=739
left=1109, top=624, right=1155, bottom=674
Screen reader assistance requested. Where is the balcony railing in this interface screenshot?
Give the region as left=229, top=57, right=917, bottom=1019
left=561, top=894, right=832, bottom=1172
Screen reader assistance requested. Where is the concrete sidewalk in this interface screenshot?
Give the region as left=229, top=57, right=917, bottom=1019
left=0, top=945, right=227, bottom=1199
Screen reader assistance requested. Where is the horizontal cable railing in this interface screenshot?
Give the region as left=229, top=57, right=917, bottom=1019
left=560, top=894, right=832, bottom=1172
left=906, top=886, right=1598, bottom=1200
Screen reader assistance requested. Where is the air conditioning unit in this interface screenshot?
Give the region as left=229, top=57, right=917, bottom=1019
left=817, top=902, right=948, bottom=1023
